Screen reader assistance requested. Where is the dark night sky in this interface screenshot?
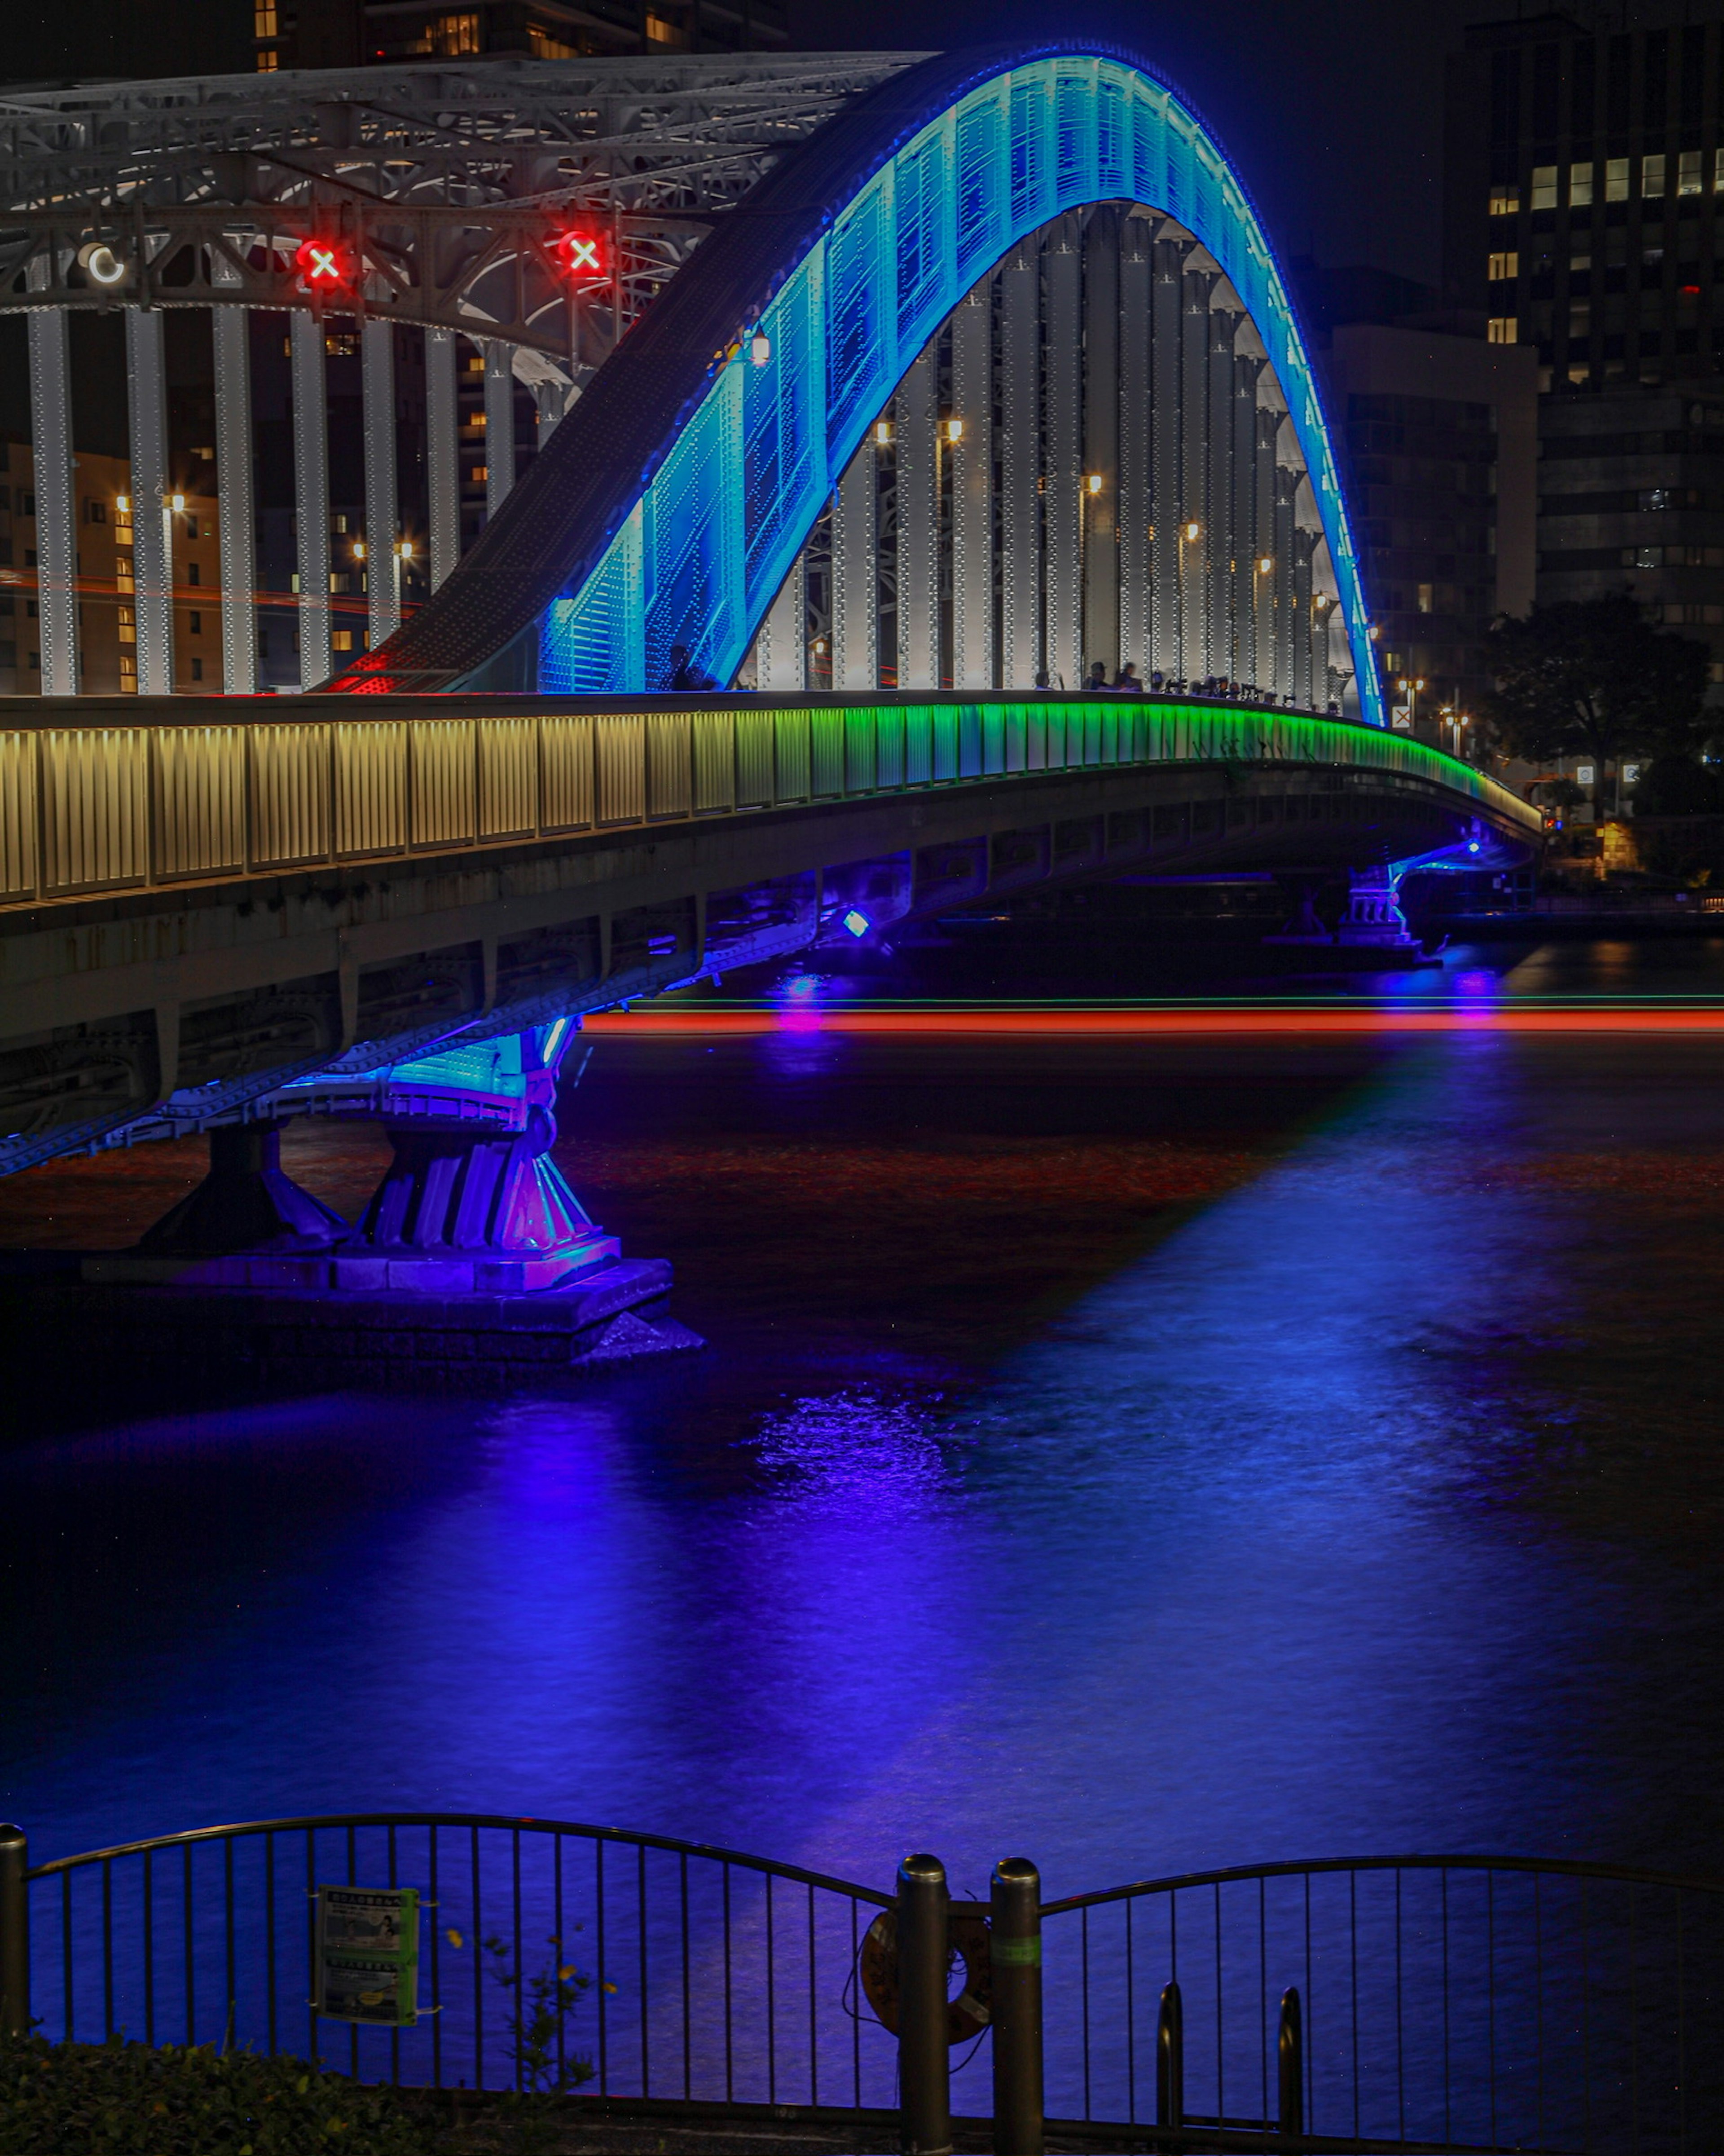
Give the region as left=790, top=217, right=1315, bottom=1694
left=789, top=0, right=1706, bottom=287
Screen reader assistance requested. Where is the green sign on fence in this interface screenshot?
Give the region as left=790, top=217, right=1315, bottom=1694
left=313, top=1885, right=420, bottom=2025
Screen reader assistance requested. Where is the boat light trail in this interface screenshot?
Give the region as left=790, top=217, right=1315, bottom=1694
left=585, top=1001, right=1724, bottom=1039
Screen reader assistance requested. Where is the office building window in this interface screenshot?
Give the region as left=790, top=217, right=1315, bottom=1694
left=1489, top=251, right=1519, bottom=281
left=1488, top=317, right=1518, bottom=344
left=1570, top=163, right=1594, bottom=206
left=1679, top=150, right=1703, bottom=196
left=1531, top=165, right=1559, bottom=210
left=1489, top=185, right=1521, bottom=216
left=1605, top=158, right=1630, bottom=201
left=1642, top=154, right=1666, bottom=198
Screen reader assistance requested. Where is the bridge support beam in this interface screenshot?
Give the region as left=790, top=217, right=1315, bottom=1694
left=1333, top=865, right=1419, bottom=950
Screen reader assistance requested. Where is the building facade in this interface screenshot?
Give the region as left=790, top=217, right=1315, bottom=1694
left=1444, top=11, right=1724, bottom=691
left=0, top=445, right=220, bottom=696
left=5, top=0, right=787, bottom=86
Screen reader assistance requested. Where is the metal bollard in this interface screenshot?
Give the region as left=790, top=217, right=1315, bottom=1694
left=990, top=1858, right=1043, bottom=2156
left=0, top=1824, right=28, bottom=2041
left=1277, top=1985, right=1303, bottom=2140
left=1155, top=1979, right=1183, bottom=2129
left=897, top=1853, right=953, bottom=2156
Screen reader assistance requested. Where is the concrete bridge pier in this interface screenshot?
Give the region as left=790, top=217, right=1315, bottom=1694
left=10, top=1020, right=701, bottom=1400
left=1332, top=864, right=1421, bottom=952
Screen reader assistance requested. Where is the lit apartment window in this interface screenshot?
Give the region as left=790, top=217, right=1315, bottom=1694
left=1605, top=158, right=1630, bottom=201
left=332, top=630, right=355, bottom=652
left=1487, top=317, right=1517, bottom=344
left=1530, top=165, right=1558, bottom=210
left=254, top=0, right=278, bottom=31
left=527, top=25, right=577, bottom=56
left=1488, top=185, right=1520, bottom=216
left=1680, top=150, right=1703, bottom=196
left=256, top=48, right=278, bottom=69
left=1569, top=163, right=1593, bottom=206
left=646, top=12, right=686, bottom=44
left=1642, top=153, right=1666, bottom=198
left=1488, top=251, right=1518, bottom=282
left=1416, top=584, right=1434, bottom=614
left=418, top=12, right=481, bottom=54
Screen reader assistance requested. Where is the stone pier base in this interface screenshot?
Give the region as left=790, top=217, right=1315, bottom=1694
left=0, top=1254, right=702, bottom=1403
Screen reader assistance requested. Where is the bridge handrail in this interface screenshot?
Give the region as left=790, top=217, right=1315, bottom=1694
left=0, top=691, right=1539, bottom=914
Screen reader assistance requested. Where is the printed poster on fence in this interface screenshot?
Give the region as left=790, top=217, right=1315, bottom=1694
left=315, top=1885, right=420, bottom=2024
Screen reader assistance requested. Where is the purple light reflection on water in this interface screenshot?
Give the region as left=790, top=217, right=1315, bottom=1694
left=4, top=956, right=1724, bottom=1912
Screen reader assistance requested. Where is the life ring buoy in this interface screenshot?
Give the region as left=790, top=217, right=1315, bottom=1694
left=860, top=1908, right=992, bottom=2044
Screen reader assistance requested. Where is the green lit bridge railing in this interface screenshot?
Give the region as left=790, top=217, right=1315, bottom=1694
left=0, top=692, right=1536, bottom=912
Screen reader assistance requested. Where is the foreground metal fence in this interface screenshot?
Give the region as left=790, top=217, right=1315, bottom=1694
left=3, top=1817, right=1720, bottom=2153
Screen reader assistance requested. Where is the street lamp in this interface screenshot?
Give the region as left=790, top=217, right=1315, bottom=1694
left=1397, top=675, right=1427, bottom=733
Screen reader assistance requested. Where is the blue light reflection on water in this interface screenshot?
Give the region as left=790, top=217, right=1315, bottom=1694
left=3, top=987, right=1722, bottom=1906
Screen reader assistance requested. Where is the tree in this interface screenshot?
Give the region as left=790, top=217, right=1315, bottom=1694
left=1478, top=591, right=1711, bottom=822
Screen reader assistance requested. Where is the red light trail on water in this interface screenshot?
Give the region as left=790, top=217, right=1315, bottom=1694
left=585, top=1004, right=1724, bottom=1039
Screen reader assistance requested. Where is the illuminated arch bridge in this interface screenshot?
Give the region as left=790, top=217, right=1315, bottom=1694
left=337, top=41, right=1377, bottom=717
left=0, top=45, right=1537, bottom=1279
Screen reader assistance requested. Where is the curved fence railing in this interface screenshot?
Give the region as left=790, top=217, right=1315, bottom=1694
left=11, top=1813, right=897, bottom=2110
left=1040, top=1854, right=1724, bottom=2154
left=12, top=1823, right=1715, bottom=2150
left=0, top=692, right=1539, bottom=915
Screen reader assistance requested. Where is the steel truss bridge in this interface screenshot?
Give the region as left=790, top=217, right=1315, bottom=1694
left=0, top=41, right=1532, bottom=1275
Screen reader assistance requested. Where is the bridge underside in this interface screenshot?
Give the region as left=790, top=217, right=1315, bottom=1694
left=0, top=692, right=1534, bottom=1175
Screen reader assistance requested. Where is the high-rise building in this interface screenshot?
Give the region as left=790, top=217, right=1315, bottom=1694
left=4, top=0, right=787, bottom=86
left=1443, top=11, right=1724, bottom=692
left=1294, top=264, right=1538, bottom=744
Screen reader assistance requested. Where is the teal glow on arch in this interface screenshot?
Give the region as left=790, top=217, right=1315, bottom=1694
left=540, top=53, right=1382, bottom=727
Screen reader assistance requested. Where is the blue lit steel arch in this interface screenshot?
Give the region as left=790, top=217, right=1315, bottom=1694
left=333, top=43, right=1382, bottom=727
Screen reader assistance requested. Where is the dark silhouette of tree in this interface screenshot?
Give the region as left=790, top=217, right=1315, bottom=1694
left=1479, top=592, right=1710, bottom=820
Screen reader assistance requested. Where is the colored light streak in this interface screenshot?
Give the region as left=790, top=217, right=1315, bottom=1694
left=586, top=1001, right=1724, bottom=1039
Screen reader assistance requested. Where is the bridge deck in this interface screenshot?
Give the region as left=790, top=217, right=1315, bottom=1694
left=0, top=692, right=1537, bottom=1174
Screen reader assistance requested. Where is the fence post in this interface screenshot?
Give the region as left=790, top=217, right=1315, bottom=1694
left=1277, top=1985, right=1302, bottom=2140
left=990, top=1859, right=1042, bottom=2156
left=897, top=1853, right=952, bottom=2156
left=1156, top=1979, right=1183, bottom=2130
left=0, top=1824, right=27, bottom=2040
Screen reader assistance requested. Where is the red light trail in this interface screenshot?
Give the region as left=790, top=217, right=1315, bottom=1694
left=585, top=1004, right=1724, bottom=1039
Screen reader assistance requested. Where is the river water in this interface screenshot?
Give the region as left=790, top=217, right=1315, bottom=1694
left=3, top=937, right=1723, bottom=1914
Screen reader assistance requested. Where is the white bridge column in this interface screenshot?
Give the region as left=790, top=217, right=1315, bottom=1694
left=1253, top=404, right=1280, bottom=697
left=896, top=344, right=939, bottom=690
left=425, top=327, right=459, bottom=592
left=1231, top=354, right=1263, bottom=684
left=1149, top=235, right=1188, bottom=680
left=999, top=240, right=1042, bottom=688
left=362, top=319, right=400, bottom=649
left=1082, top=210, right=1120, bottom=682
left=125, top=308, right=173, bottom=697
left=484, top=342, right=516, bottom=521
left=831, top=441, right=877, bottom=690
left=1273, top=464, right=1298, bottom=699
left=212, top=283, right=258, bottom=696
left=1042, top=216, right=1082, bottom=694
left=1180, top=268, right=1215, bottom=681
left=757, top=558, right=806, bottom=690
left=290, top=310, right=332, bottom=691
left=1205, top=308, right=1240, bottom=688
left=27, top=260, right=79, bottom=696
left=1118, top=217, right=1152, bottom=680
left=950, top=284, right=993, bottom=690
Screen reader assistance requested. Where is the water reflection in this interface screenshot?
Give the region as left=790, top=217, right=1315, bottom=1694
left=1, top=943, right=1722, bottom=1910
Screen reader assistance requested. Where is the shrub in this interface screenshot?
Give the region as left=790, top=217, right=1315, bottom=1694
left=0, top=2033, right=430, bottom=2155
